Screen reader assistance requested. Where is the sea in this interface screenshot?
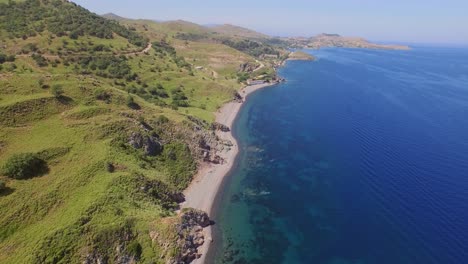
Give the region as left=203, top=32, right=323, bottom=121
left=209, top=46, right=468, bottom=264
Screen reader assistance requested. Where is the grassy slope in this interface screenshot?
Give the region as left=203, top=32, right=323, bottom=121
left=0, top=1, right=283, bottom=263
left=0, top=67, right=183, bottom=263
left=209, top=24, right=270, bottom=39
left=113, top=18, right=266, bottom=120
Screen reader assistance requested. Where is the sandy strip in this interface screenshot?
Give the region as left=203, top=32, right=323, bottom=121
left=182, top=82, right=277, bottom=264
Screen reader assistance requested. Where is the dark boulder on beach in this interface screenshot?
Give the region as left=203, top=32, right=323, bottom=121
left=211, top=122, right=230, bottom=132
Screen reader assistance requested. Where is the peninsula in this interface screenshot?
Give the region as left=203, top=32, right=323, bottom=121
left=287, top=33, right=411, bottom=50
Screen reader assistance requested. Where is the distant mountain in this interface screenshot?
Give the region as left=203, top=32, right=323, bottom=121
left=209, top=24, right=270, bottom=39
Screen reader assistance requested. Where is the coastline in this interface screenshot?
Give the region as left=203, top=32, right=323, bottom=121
left=182, top=81, right=278, bottom=264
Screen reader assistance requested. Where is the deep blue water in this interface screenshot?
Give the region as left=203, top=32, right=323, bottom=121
left=211, top=47, right=468, bottom=264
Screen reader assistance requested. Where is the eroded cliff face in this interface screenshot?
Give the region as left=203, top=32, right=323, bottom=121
left=180, top=116, right=233, bottom=165
left=150, top=209, right=212, bottom=264
left=174, top=209, right=212, bottom=263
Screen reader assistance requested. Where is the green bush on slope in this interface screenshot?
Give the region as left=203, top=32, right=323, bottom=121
left=2, top=153, right=48, bottom=179
left=0, top=180, right=6, bottom=192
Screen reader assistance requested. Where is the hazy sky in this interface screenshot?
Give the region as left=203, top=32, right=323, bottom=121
left=72, top=0, right=468, bottom=44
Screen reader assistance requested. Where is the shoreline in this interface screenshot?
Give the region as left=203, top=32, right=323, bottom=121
left=181, top=81, right=278, bottom=264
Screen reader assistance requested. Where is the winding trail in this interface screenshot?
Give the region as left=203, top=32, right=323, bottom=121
left=252, top=59, right=265, bottom=72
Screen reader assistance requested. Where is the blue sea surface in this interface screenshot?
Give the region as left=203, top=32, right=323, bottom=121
left=210, top=46, right=468, bottom=264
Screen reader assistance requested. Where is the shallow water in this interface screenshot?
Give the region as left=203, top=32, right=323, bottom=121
left=211, top=47, right=468, bottom=264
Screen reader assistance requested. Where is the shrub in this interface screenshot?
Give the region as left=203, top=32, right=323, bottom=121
left=94, top=88, right=111, bottom=102
left=126, top=240, right=142, bottom=259
left=106, top=162, right=115, bottom=173
left=32, top=53, right=48, bottom=67
left=0, top=180, right=6, bottom=192
left=126, top=95, right=140, bottom=109
left=126, top=95, right=134, bottom=106
left=157, top=115, right=169, bottom=124
left=2, top=153, right=48, bottom=179
left=51, top=84, right=64, bottom=98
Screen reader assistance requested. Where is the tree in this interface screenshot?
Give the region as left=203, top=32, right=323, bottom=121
left=2, top=153, right=48, bottom=180
left=51, top=84, right=64, bottom=98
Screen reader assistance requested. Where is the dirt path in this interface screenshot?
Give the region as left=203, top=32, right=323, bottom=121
left=253, top=59, right=265, bottom=72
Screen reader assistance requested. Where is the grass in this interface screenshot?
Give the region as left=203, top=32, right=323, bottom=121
left=0, top=3, right=287, bottom=262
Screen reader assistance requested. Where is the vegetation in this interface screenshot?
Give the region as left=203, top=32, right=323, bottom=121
left=71, top=55, right=134, bottom=79
left=1, top=153, right=48, bottom=180
left=31, top=53, right=48, bottom=67
left=171, top=87, right=189, bottom=108
left=221, top=39, right=279, bottom=57
left=0, top=1, right=286, bottom=262
left=51, top=84, right=64, bottom=98
left=0, top=180, right=5, bottom=192
left=0, top=0, right=147, bottom=47
left=0, top=53, right=15, bottom=64
left=161, top=142, right=197, bottom=190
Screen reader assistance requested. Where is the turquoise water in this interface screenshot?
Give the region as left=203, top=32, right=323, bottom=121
left=210, top=47, right=468, bottom=264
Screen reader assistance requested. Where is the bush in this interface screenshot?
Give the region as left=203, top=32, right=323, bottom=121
left=94, top=88, right=111, bottom=102
left=32, top=53, right=48, bottom=67
left=2, top=153, right=48, bottom=179
left=126, top=95, right=140, bottom=110
left=51, top=84, right=64, bottom=98
left=0, top=180, right=6, bottom=192
left=126, top=240, right=142, bottom=259
left=157, top=115, right=169, bottom=124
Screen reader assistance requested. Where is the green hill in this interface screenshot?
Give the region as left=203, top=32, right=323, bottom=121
left=209, top=24, right=270, bottom=39
left=0, top=1, right=287, bottom=263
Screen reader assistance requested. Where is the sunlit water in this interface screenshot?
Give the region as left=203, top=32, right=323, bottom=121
left=210, top=47, right=468, bottom=264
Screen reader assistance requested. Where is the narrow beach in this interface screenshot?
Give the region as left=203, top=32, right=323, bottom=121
left=182, top=82, right=277, bottom=264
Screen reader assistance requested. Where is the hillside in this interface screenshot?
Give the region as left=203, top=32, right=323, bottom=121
left=208, top=24, right=269, bottom=39
left=0, top=1, right=287, bottom=263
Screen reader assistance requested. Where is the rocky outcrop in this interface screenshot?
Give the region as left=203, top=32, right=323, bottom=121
left=83, top=252, right=137, bottom=264
left=172, top=209, right=212, bottom=263
left=187, top=116, right=209, bottom=129
left=238, top=62, right=257, bottom=73
left=158, top=116, right=232, bottom=165
left=180, top=209, right=211, bottom=228
left=128, top=132, right=163, bottom=156
left=211, top=122, right=230, bottom=132
left=82, top=227, right=140, bottom=264
left=233, top=92, right=243, bottom=103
